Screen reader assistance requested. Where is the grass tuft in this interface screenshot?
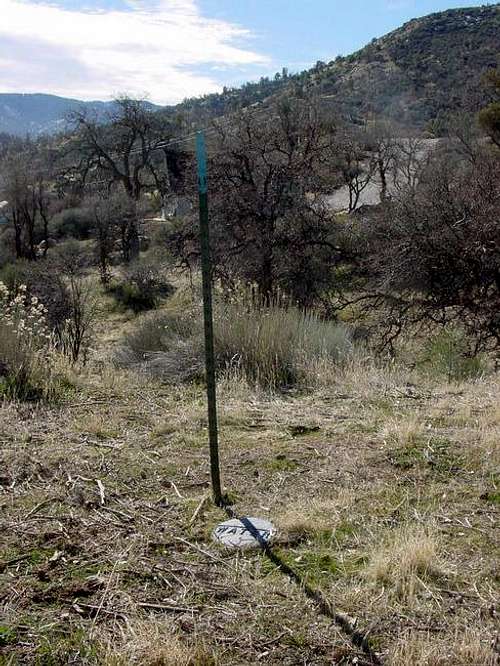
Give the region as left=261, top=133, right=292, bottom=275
left=388, top=628, right=498, bottom=665
left=364, top=525, right=442, bottom=600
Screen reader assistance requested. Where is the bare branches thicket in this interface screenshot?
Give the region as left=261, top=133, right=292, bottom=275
left=90, top=191, right=144, bottom=266
left=89, top=195, right=120, bottom=284
left=365, top=121, right=399, bottom=203
left=211, top=99, right=345, bottom=304
left=0, top=151, right=55, bottom=260
left=333, top=129, right=377, bottom=211
left=54, top=243, right=96, bottom=363
left=357, top=148, right=500, bottom=351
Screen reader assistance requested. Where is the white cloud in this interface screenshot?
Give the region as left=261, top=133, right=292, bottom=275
left=0, top=0, right=269, bottom=102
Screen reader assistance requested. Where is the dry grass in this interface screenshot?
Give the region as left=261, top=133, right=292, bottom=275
left=380, top=414, right=427, bottom=447
left=388, top=629, right=498, bottom=665
left=363, top=525, right=442, bottom=600
left=0, top=315, right=498, bottom=664
left=215, top=294, right=351, bottom=388
left=98, top=620, right=218, bottom=665
left=114, top=291, right=351, bottom=390
left=274, top=496, right=345, bottom=541
left=334, top=353, right=420, bottom=400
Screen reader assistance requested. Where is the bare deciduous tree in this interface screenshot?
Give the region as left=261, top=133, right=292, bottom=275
left=333, top=129, right=377, bottom=211
left=366, top=121, right=399, bottom=202
left=168, top=97, right=349, bottom=305
left=67, top=97, right=186, bottom=262
left=69, top=98, right=173, bottom=199
left=0, top=152, right=54, bottom=260
left=54, top=242, right=96, bottom=363
left=391, top=135, right=427, bottom=194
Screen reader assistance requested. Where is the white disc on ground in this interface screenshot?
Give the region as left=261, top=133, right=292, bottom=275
left=212, top=517, right=276, bottom=549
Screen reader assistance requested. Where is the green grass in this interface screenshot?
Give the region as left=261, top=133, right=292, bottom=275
left=388, top=436, right=462, bottom=476
left=0, top=625, right=17, bottom=648
left=419, top=328, right=487, bottom=382
left=267, top=455, right=299, bottom=472
left=332, top=520, right=357, bottom=545
left=34, top=628, right=101, bottom=665
left=481, top=491, right=500, bottom=506
left=267, top=546, right=366, bottom=587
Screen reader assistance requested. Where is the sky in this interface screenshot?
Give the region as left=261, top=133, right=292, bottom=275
left=0, top=0, right=494, bottom=104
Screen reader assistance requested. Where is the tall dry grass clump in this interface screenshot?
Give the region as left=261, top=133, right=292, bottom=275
left=388, top=629, right=498, bottom=665
left=215, top=290, right=351, bottom=388
left=113, top=307, right=205, bottom=382
left=115, top=288, right=352, bottom=390
left=363, top=524, right=442, bottom=601
left=0, top=281, right=68, bottom=400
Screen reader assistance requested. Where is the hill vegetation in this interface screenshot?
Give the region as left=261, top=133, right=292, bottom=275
left=306, top=4, right=500, bottom=127
left=178, top=4, right=500, bottom=129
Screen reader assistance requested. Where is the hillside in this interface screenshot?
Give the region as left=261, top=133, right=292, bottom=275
left=0, top=4, right=499, bottom=661
left=179, top=4, right=500, bottom=128
left=0, top=94, right=161, bottom=137
left=0, top=278, right=499, bottom=664
left=308, top=4, right=500, bottom=126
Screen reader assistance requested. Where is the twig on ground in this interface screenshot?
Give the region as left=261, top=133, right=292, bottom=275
left=189, top=493, right=209, bottom=525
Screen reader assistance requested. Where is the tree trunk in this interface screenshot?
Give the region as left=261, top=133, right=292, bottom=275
left=378, top=158, right=388, bottom=202
left=12, top=211, right=23, bottom=259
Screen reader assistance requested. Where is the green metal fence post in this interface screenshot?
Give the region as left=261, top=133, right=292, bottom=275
left=195, top=131, right=223, bottom=506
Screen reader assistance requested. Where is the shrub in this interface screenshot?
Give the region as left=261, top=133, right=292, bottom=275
left=0, top=282, right=64, bottom=400
left=49, top=207, right=94, bottom=240
left=419, top=328, right=486, bottom=382
left=0, top=252, right=95, bottom=363
left=108, top=261, right=175, bottom=312
left=359, top=150, right=500, bottom=353
left=215, top=292, right=352, bottom=388
left=0, top=228, right=16, bottom=268
left=115, top=291, right=352, bottom=389
left=0, top=259, right=72, bottom=339
left=52, top=243, right=97, bottom=363
left=114, top=308, right=204, bottom=382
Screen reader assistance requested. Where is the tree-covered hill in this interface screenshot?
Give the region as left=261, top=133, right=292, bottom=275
left=307, top=4, right=500, bottom=126
left=177, top=4, right=500, bottom=128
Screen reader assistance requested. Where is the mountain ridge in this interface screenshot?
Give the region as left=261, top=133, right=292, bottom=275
left=0, top=93, right=161, bottom=137
left=1, top=4, right=499, bottom=136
